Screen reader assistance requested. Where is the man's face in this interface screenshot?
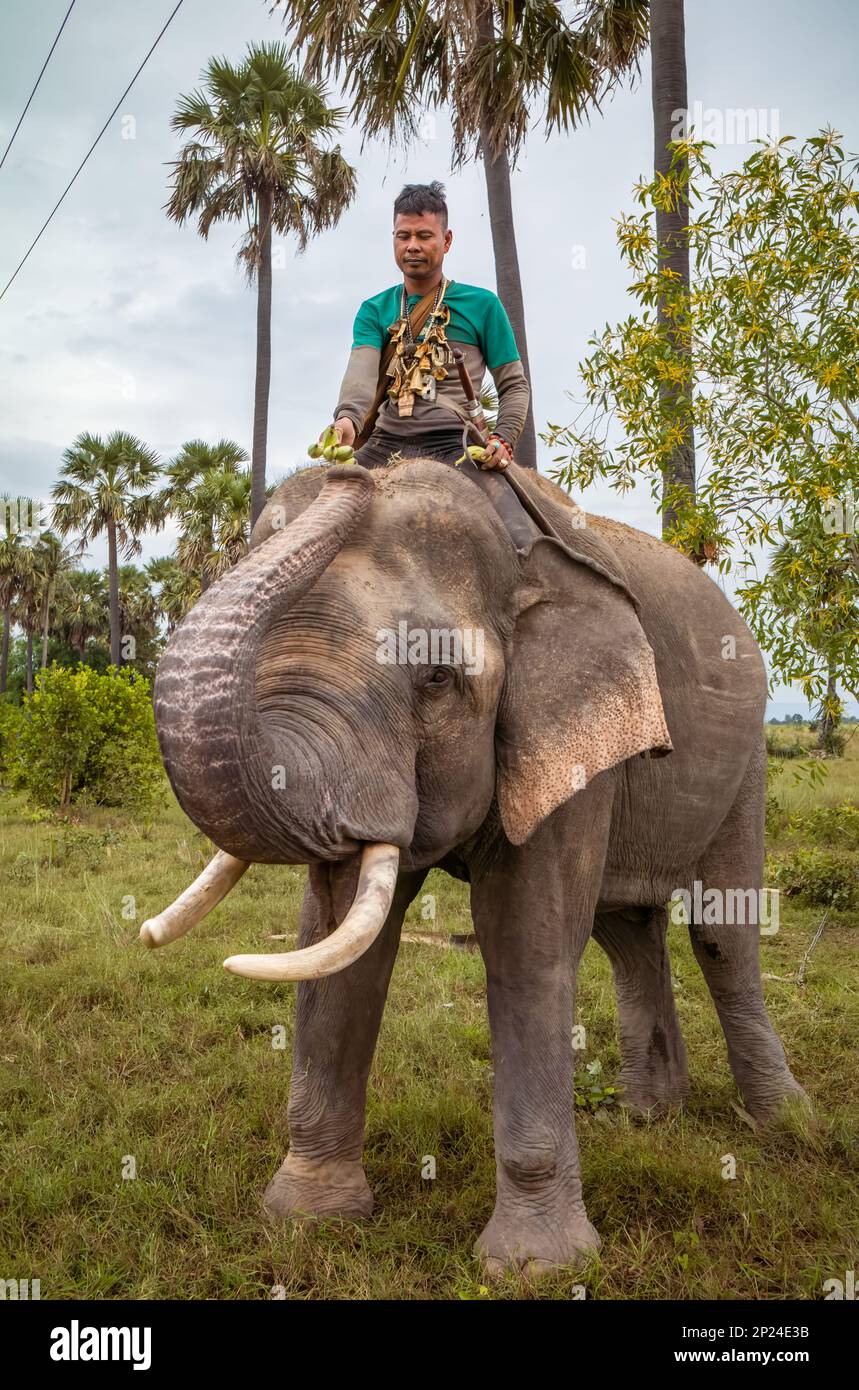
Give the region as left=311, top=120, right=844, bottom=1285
left=393, top=211, right=453, bottom=282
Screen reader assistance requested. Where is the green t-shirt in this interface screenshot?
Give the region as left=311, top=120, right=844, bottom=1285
left=351, top=281, right=520, bottom=371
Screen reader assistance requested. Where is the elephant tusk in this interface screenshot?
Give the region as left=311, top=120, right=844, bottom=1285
left=223, top=843, right=400, bottom=982
left=140, top=851, right=250, bottom=948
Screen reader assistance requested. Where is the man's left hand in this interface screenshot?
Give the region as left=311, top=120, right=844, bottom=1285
left=480, top=434, right=513, bottom=470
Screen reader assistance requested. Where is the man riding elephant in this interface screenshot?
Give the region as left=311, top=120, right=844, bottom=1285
left=324, top=180, right=536, bottom=546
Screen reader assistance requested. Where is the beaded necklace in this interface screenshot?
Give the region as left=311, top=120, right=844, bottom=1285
left=388, top=277, right=453, bottom=415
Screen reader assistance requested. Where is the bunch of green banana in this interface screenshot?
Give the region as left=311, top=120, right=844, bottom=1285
left=453, top=444, right=489, bottom=466
left=308, top=426, right=355, bottom=462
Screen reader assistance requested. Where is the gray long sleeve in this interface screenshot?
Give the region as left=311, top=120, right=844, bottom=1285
left=492, top=359, right=530, bottom=444
left=334, top=345, right=380, bottom=431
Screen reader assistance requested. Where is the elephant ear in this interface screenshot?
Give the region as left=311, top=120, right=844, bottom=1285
left=496, top=533, right=672, bottom=846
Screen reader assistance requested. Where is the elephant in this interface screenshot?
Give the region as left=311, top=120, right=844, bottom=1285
left=142, top=457, right=807, bottom=1276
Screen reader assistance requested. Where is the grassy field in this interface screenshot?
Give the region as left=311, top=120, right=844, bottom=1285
left=1, top=731, right=857, bottom=1301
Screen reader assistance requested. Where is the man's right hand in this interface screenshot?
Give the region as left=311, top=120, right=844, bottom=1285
left=325, top=416, right=356, bottom=448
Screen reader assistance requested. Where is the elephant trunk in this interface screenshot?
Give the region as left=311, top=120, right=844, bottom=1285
left=149, top=463, right=414, bottom=981
left=153, top=464, right=376, bottom=864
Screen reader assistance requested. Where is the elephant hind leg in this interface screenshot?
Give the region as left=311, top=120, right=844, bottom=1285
left=593, top=906, right=689, bottom=1115
left=688, top=738, right=807, bottom=1122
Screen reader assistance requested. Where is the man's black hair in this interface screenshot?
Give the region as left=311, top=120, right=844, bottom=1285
left=393, top=181, right=448, bottom=229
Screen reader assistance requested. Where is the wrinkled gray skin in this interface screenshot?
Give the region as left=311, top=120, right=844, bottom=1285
left=153, top=459, right=806, bottom=1276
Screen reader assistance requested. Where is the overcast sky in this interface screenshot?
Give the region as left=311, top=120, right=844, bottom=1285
left=1, top=0, right=857, bottom=708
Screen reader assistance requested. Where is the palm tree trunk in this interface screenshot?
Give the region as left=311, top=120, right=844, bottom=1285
left=251, top=187, right=274, bottom=526
left=0, top=603, right=10, bottom=693
left=201, top=522, right=214, bottom=594
left=650, top=0, right=695, bottom=535
left=26, top=628, right=33, bottom=694
left=478, top=127, right=538, bottom=470
left=107, top=520, right=121, bottom=667
left=475, top=3, right=537, bottom=470
left=41, top=584, right=52, bottom=669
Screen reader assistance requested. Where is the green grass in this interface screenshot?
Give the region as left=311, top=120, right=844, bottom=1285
left=765, top=722, right=859, bottom=817
left=1, top=738, right=858, bottom=1301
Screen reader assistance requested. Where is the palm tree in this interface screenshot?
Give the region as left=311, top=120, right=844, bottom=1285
left=116, top=565, right=161, bottom=668
left=158, top=439, right=249, bottom=591
left=279, top=1, right=650, bottom=469
left=166, top=42, right=357, bottom=525
left=52, top=431, right=162, bottom=668
left=32, top=532, right=81, bottom=669
left=146, top=556, right=201, bottom=634
left=54, top=569, right=108, bottom=663
left=0, top=526, right=35, bottom=694
left=205, top=470, right=253, bottom=580
left=649, top=0, right=695, bottom=534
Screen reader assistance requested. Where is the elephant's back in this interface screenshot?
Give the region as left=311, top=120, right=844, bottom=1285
left=588, top=514, right=766, bottom=711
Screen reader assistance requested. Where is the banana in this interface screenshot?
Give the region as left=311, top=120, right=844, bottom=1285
left=309, top=425, right=338, bottom=459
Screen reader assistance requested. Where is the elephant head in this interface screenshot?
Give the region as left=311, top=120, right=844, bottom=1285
left=142, top=459, right=670, bottom=977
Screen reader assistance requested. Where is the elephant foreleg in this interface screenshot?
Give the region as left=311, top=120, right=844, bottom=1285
left=593, top=906, right=689, bottom=1114
left=469, top=781, right=614, bottom=1276
left=263, top=863, right=427, bottom=1222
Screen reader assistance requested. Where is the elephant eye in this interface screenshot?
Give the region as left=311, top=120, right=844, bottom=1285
left=425, top=666, right=455, bottom=690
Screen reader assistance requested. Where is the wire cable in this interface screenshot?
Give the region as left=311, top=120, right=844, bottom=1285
left=0, top=0, right=77, bottom=171
left=0, top=0, right=185, bottom=304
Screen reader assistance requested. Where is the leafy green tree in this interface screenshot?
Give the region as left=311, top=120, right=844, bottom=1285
left=15, top=665, right=162, bottom=812
left=0, top=698, right=23, bottom=782
left=52, top=431, right=162, bottom=669
left=764, top=516, right=852, bottom=752
left=166, top=42, right=356, bottom=524
left=14, top=665, right=99, bottom=811
left=278, top=0, right=650, bottom=470
left=548, top=130, right=859, bottom=706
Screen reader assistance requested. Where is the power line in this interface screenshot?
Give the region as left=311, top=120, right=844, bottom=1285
left=0, top=0, right=185, bottom=305
left=0, top=0, right=77, bottom=171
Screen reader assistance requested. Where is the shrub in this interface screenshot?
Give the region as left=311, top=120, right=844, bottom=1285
left=765, top=792, right=789, bottom=838
left=769, top=847, right=858, bottom=911
left=75, top=668, right=162, bottom=810
left=791, top=802, right=859, bottom=852
left=765, top=733, right=808, bottom=759
left=14, top=665, right=162, bottom=812
left=0, top=699, right=24, bottom=785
